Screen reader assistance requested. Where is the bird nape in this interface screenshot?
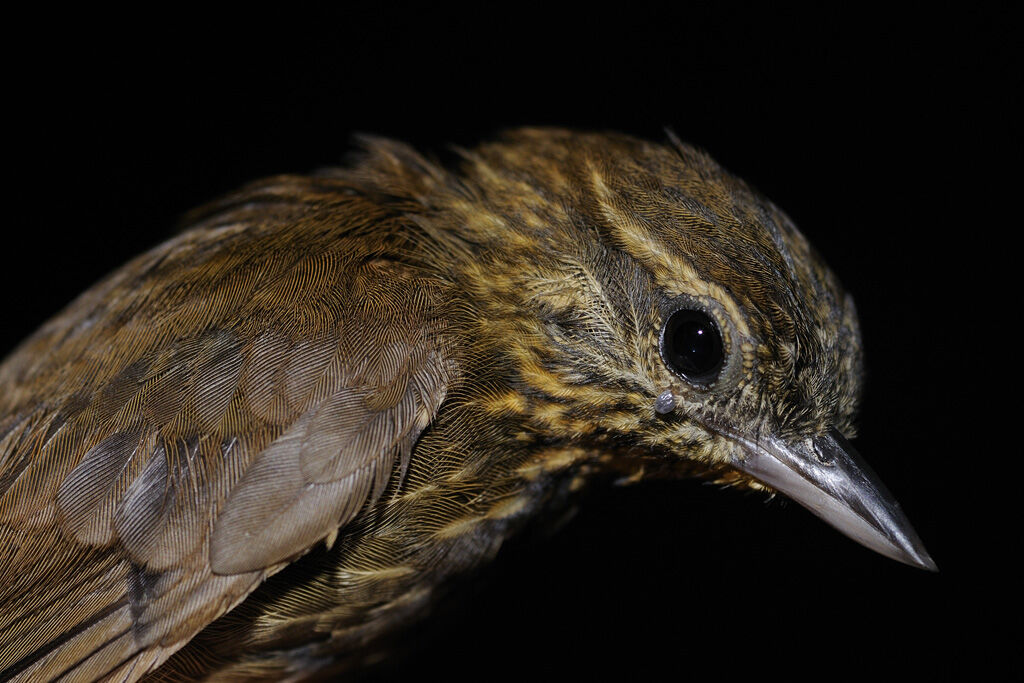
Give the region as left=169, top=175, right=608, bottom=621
left=0, top=128, right=934, bottom=682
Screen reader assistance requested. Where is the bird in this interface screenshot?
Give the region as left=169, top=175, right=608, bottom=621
left=0, top=128, right=935, bottom=682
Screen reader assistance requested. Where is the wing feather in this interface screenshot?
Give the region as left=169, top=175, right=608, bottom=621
left=0, top=182, right=460, bottom=681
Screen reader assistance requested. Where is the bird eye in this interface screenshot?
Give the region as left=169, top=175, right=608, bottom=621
left=660, top=308, right=724, bottom=386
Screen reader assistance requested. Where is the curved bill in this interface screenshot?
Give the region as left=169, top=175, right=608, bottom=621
left=729, top=428, right=937, bottom=571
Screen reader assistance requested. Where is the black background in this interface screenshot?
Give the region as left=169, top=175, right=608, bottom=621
left=4, top=6, right=1010, bottom=681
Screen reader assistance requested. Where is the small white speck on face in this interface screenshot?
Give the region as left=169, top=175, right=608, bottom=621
left=654, top=389, right=676, bottom=414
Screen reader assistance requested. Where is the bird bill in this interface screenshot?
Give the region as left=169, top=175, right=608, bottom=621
left=728, top=429, right=936, bottom=570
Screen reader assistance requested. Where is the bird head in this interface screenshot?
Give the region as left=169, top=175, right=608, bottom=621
left=355, top=128, right=935, bottom=570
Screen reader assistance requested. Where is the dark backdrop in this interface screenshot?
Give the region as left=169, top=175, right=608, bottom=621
left=5, top=6, right=1009, bottom=681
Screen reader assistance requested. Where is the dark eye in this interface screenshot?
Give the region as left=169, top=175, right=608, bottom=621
left=660, top=308, right=724, bottom=385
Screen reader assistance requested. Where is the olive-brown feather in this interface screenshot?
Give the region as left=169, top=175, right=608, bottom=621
left=1, top=129, right=865, bottom=681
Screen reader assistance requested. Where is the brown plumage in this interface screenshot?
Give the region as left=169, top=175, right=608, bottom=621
left=0, top=129, right=932, bottom=681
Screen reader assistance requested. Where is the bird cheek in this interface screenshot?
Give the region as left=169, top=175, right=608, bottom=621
left=658, top=422, right=725, bottom=465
